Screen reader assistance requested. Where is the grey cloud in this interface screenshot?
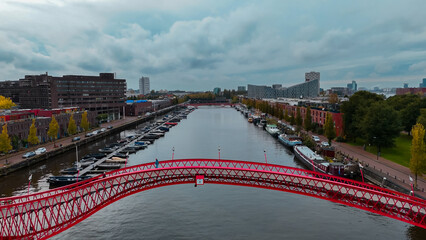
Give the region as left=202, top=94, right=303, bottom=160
left=1, top=0, right=426, bottom=91
left=15, top=56, right=64, bottom=71
left=0, top=49, right=15, bottom=63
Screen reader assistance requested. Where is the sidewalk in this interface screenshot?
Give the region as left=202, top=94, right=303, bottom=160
left=0, top=116, right=138, bottom=169
left=319, top=135, right=426, bottom=199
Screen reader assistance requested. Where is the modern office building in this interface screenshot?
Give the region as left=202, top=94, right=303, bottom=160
left=347, top=80, right=357, bottom=92
left=404, top=83, right=409, bottom=88
left=213, top=87, right=221, bottom=95
left=305, top=71, right=320, bottom=82
left=139, top=76, right=150, bottom=95
left=0, top=73, right=126, bottom=119
left=247, top=85, right=277, bottom=99
left=420, top=78, right=426, bottom=88
left=237, top=86, right=246, bottom=92
left=247, top=72, right=320, bottom=99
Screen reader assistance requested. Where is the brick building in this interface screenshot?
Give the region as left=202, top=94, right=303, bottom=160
left=395, top=88, right=426, bottom=96
left=125, top=100, right=152, bottom=116
left=276, top=102, right=343, bottom=136
left=0, top=73, right=126, bottom=119
left=125, top=99, right=172, bottom=116
left=0, top=109, right=96, bottom=144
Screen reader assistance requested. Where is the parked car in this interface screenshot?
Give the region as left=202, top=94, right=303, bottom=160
left=35, top=147, right=47, bottom=155
left=72, top=136, right=81, bottom=142
left=85, top=132, right=94, bottom=137
left=320, top=141, right=330, bottom=147
left=8, top=149, right=17, bottom=154
left=312, top=135, right=321, bottom=142
left=107, top=125, right=113, bottom=129
left=22, top=151, right=36, bottom=158
left=100, top=128, right=106, bottom=132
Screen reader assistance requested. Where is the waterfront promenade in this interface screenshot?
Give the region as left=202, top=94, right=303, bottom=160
left=317, top=135, right=426, bottom=199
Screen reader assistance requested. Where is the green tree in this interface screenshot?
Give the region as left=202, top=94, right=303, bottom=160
left=278, top=107, right=284, bottom=120
left=27, top=119, right=39, bottom=146
left=361, top=102, right=401, bottom=156
left=295, top=107, right=302, bottom=128
left=290, top=111, right=295, bottom=125
left=0, top=124, right=12, bottom=153
left=81, top=111, right=90, bottom=132
left=341, top=91, right=384, bottom=142
left=47, top=115, right=59, bottom=142
left=387, top=94, right=422, bottom=135
left=11, top=135, right=20, bottom=150
left=67, top=114, right=77, bottom=135
left=324, top=113, right=336, bottom=145
left=304, top=106, right=312, bottom=131
left=410, top=123, right=426, bottom=189
left=284, top=108, right=289, bottom=122
left=417, top=109, right=426, bottom=129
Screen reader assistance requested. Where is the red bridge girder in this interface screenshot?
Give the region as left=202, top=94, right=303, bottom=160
left=1, top=159, right=425, bottom=239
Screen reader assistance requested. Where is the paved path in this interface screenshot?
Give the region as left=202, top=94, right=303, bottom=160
left=314, top=134, right=426, bottom=199
left=0, top=116, right=138, bottom=169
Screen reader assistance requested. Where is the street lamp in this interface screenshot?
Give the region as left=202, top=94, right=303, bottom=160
left=373, top=136, right=379, bottom=160
left=172, top=146, right=175, bottom=160
left=264, top=149, right=268, bottom=164
left=218, top=146, right=221, bottom=160
left=409, top=175, right=414, bottom=196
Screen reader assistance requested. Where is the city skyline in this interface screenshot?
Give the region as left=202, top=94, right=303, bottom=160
left=1, top=0, right=426, bottom=91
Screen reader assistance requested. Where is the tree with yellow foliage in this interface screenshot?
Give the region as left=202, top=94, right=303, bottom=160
left=410, top=123, right=426, bottom=189
left=0, top=96, right=16, bottom=109
left=0, top=124, right=12, bottom=153
left=80, top=111, right=90, bottom=132
left=67, top=114, right=77, bottom=135
left=28, top=119, right=39, bottom=146
left=47, top=115, right=59, bottom=142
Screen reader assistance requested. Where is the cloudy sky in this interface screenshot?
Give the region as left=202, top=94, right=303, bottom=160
left=1, top=0, right=426, bottom=91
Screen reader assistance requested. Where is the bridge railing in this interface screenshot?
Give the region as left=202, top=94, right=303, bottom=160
left=1, top=161, right=426, bottom=239
left=1, top=159, right=423, bottom=206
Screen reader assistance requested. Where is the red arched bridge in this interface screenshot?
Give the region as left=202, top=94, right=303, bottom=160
left=1, top=159, right=425, bottom=239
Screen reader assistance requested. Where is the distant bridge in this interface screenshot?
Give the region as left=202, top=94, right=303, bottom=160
left=184, top=102, right=234, bottom=107
left=1, top=159, right=425, bottom=239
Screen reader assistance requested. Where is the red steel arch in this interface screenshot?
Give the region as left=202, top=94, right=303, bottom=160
left=1, top=159, right=425, bottom=239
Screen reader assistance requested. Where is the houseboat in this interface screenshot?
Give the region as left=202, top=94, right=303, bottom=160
left=278, top=134, right=302, bottom=148
left=293, top=145, right=345, bottom=177
left=265, top=124, right=280, bottom=137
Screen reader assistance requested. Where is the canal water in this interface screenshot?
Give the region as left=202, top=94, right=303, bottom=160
left=1, top=107, right=425, bottom=239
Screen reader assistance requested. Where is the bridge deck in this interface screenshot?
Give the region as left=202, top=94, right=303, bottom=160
left=1, top=160, right=425, bottom=239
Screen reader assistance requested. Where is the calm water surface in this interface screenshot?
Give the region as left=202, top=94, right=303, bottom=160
left=2, top=107, right=425, bottom=239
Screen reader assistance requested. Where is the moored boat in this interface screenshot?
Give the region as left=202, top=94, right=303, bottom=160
left=98, top=147, right=115, bottom=153
left=105, top=157, right=127, bottom=163
left=258, top=119, right=267, bottom=128
left=60, top=167, right=82, bottom=175
left=48, top=175, right=92, bottom=188
left=293, top=145, right=345, bottom=176
left=278, top=134, right=302, bottom=148
left=96, top=163, right=121, bottom=170
left=265, top=124, right=280, bottom=137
